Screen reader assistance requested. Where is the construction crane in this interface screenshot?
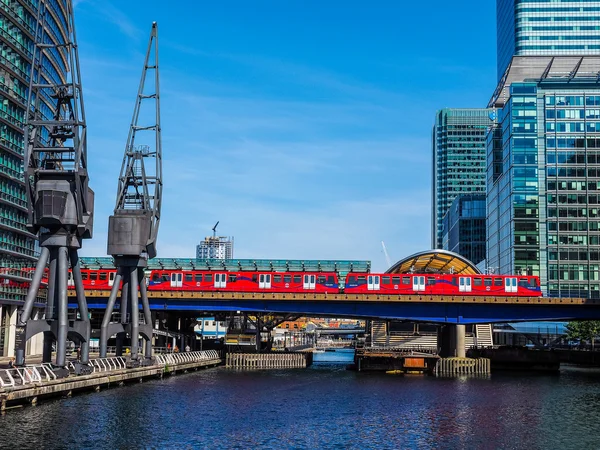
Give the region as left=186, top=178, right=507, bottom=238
left=16, top=0, right=94, bottom=374
left=212, top=221, right=219, bottom=238
left=99, top=22, right=162, bottom=365
left=381, top=241, right=392, bottom=269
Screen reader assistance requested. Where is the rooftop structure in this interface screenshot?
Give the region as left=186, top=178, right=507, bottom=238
left=497, top=0, right=600, bottom=81
left=385, top=250, right=481, bottom=275
left=78, top=257, right=371, bottom=276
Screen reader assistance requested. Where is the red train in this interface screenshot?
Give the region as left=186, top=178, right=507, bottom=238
left=60, top=268, right=542, bottom=297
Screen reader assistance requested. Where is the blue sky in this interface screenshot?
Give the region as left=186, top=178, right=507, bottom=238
left=74, top=0, right=497, bottom=271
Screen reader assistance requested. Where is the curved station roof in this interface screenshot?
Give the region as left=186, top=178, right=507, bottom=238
left=386, top=250, right=481, bottom=275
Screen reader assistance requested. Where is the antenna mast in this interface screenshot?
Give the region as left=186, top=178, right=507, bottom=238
left=100, top=22, right=162, bottom=364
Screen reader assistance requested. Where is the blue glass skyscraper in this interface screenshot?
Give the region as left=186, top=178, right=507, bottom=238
left=497, top=0, right=600, bottom=81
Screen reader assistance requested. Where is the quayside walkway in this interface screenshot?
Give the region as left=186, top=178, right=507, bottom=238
left=0, top=350, right=222, bottom=411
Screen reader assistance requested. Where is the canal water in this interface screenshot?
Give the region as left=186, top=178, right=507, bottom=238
left=2, top=355, right=600, bottom=449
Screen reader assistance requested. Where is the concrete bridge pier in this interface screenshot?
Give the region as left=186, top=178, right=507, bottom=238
left=438, top=324, right=466, bottom=358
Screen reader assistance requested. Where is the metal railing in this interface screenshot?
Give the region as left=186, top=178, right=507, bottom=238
left=0, top=363, right=57, bottom=388
left=155, top=350, right=220, bottom=366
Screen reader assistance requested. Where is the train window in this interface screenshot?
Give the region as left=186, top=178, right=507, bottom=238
left=392, top=276, right=400, bottom=284
left=205, top=274, right=213, bottom=282
left=519, top=278, right=528, bottom=287
left=99, top=272, right=107, bottom=281
left=252, top=274, right=257, bottom=282
left=402, top=276, right=410, bottom=285
left=484, top=278, right=492, bottom=287
left=318, top=276, right=326, bottom=284
left=185, top=274, right=193, bottom=282
left=293, top=275, right=301, bottom=283
left=81, top=272, right=88, bottom=281
left=194, top=274, right=202, bottom=282
left=357, top=276, right=367, bottom=283
left=473, top=278, right=482, bottom=286
left=347, top=275, right=356, bottom=283
left=494, top=278, right=502, bottom=286
left=90, top=272, right=97, bottom=281
left=229, top=274, right=237, bottom=282
left=274, top=275, right=282, bottom=283
left=382, top=276, right=391, bottom=284
left=284, top=275, right=291, bottom=283
left=327, top=275, right=335, bottom=284
left=161, top=274, right=170, bottom=282
left=529, top=278, right=538, bottom=287
left=427, top=277, right=436, bottom=285
left=152, top=273, right=160, bottom=282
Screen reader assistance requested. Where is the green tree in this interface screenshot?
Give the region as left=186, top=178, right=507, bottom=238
left=566, top=321, right=600, bottom=350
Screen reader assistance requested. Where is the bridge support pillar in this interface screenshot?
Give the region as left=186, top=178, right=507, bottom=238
left=438, top=324, right=466, bottom=358
left=455, top=324, right=466, bottom=358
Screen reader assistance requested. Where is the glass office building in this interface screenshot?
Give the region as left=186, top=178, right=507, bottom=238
left=0, top=0, right=68, bottom=267
left=497, top=0, right=600, bottom=81
left=441, top=194, right=487, bottom=266
left=432, top=109, right=492, bottom=249
left=488, top=58, right=600, bottom=298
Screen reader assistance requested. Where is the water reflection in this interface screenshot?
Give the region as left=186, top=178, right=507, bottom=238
left=1, top=365, right=600, bottom=448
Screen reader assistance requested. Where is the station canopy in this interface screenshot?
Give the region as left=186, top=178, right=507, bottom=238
left=78, top=258, right=371, bottom=276
left=385, top=250, right=481, bottom=275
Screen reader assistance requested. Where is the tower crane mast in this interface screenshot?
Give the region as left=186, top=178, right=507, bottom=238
left=100, top=23, right=162, bottom=364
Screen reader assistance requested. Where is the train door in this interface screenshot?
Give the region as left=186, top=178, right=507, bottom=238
left=259, top=274, right=272, bottom=289
left=459, top=277, right=472, bottom=293
left=367, top=275, right=380, bottom=291
left=412, top=276, right=425, bottom=292
left=108, top=272, right=115, bottom=287
left=170, top=272, right=183, bottom=288
left=303, top=274, right=315, bottom=289
left=214, top=273, right=227, bottom=289
left=505, top=277, right=517, bottom=293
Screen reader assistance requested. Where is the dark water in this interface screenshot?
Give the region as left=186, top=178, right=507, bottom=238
left=2, top=361, right=600, bottom=449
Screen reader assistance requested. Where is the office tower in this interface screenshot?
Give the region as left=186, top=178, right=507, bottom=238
left=497, top=0, right=600, bottom=81
left=432, top=109, right=492, bottom=249
left=488, top=56, right=600, bottom=298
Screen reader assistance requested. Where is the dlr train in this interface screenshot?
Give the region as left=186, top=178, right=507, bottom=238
left=57, top=268, right=542, bottom=297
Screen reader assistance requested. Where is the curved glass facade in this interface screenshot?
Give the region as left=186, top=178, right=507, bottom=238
left=497, top=0, right=600, bottom=81
left=0, top=0, right=68, bottom=267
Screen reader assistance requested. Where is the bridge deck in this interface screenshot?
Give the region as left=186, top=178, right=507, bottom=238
left=76, top=290, right=596, bottom=306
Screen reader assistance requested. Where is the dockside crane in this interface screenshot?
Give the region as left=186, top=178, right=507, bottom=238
left=16, top=0, right=94, bottom=374
left=99, top=23, right=162, bottom=365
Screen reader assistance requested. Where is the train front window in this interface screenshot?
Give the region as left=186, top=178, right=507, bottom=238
left=152, top=273, right=160, bottom=282
left=229, top=274, right=237, bottom=282
left=347, top=276, right=356, bottom=284
left=530, top=278, right=538, bottom=287
left=327, top=275, right=335, bottom=284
